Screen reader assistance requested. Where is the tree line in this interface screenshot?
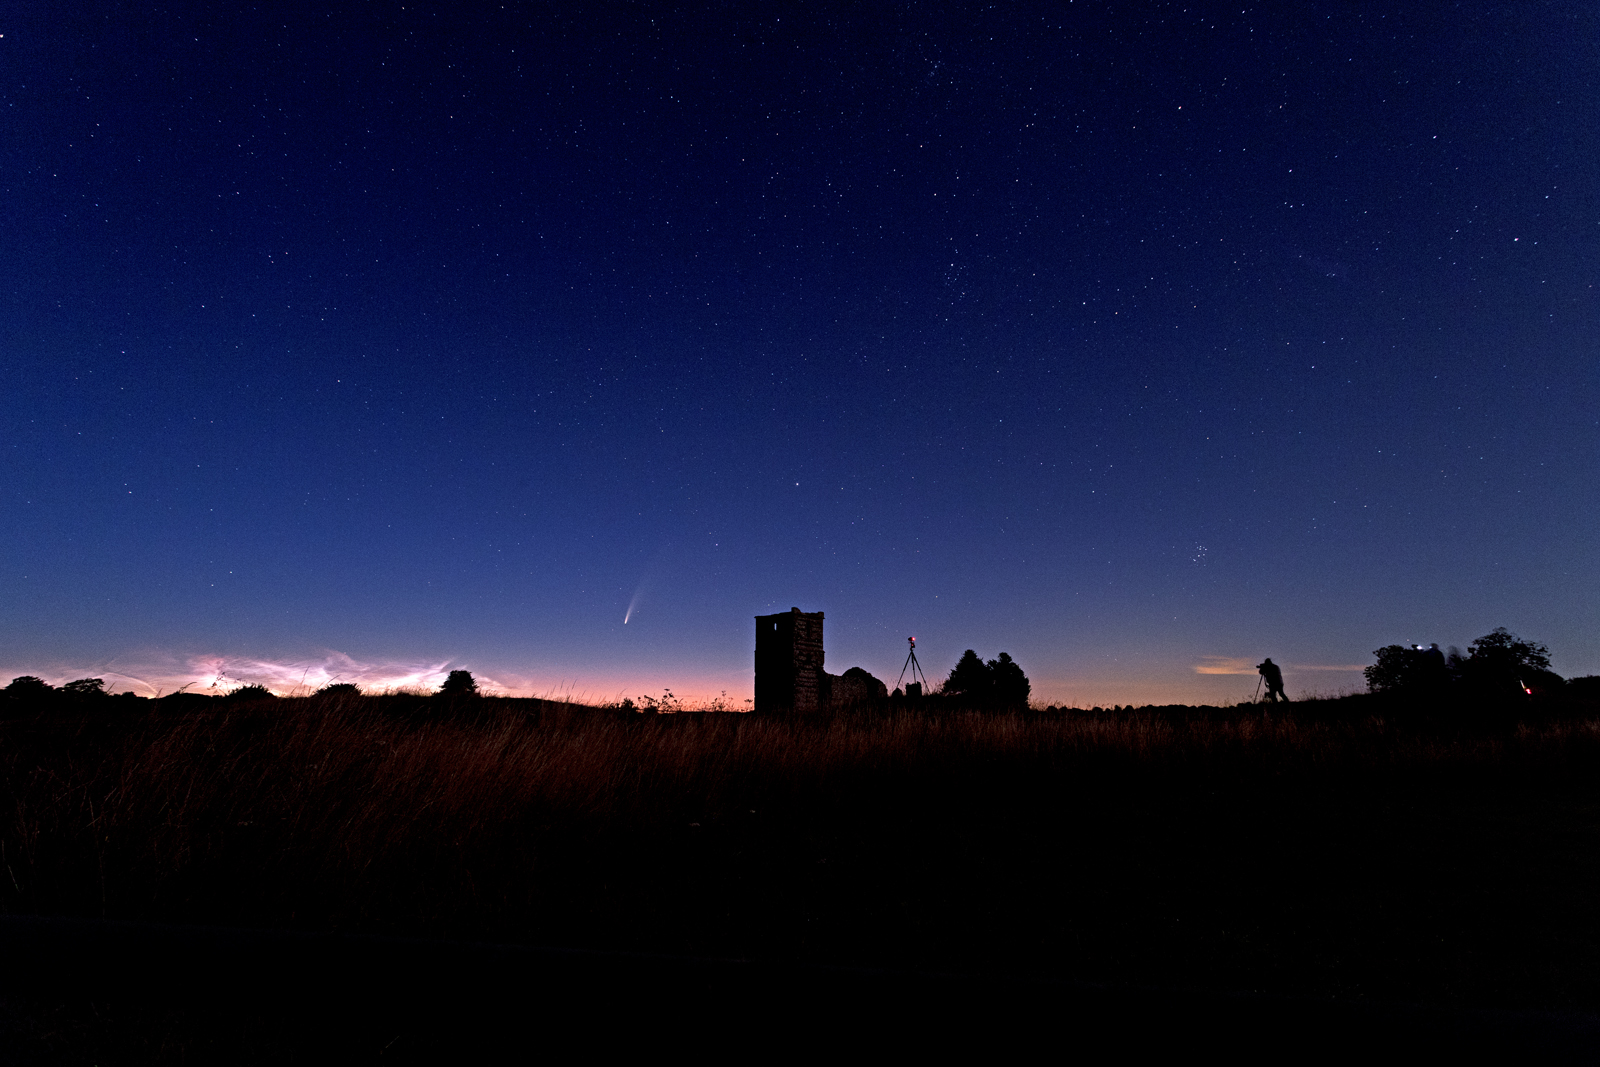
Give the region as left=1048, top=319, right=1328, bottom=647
left=0, top=671, right=483, bottom=704
left=1364, top=627, right=1573, bottom=700
left=8, top=634, right=1592, bottom=712
left=925, top=649, right=1032, bottom=707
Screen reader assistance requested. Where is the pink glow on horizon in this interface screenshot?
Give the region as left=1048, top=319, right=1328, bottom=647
left=1194, top=656, right=1367, bottom=676
left=2, top=650, right=1368, bottom=708
left=0, top=651, right=757, bottom=705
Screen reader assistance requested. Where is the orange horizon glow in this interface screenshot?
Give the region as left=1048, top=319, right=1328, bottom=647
left=2, top=649, right=1371, bottom=708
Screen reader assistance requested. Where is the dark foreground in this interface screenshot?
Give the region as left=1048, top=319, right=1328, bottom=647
left=4, top=691, right=1600, bottom=1059
left=3, top=913, right=1597, bottom=1063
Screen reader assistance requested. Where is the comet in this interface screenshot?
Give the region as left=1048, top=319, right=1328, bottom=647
left=623, top=547, right=671, bottom=624
left=624, top=579, right=650, bottom=624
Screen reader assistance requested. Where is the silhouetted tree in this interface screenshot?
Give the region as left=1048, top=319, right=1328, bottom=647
left=1467, top=627, right=1550, bottom=671
left=4, top=676, right=55, bottom=700
left=439, top=670, right=480, bottom=697
left=1365, top=645, right=1433, bottom=694
left=990, top=653, right=1031, bottom=707
left=940, top=650, right=1031, bottom=708
left=1463, top=627, right=1561, bottom=697
left=61, top=678, right=107, bottom=700
left=1368, top=628, right=1562, bottom=702
left=942, top=650, right=992, bottom=703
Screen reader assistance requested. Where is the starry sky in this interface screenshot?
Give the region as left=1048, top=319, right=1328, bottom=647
left=3, top=1, right=1596, bottom=705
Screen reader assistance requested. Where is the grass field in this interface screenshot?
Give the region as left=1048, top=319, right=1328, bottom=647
left=5, top=691, right=1600, bottom=1013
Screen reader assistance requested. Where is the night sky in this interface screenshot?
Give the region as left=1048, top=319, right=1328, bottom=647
left=4, top=2, right=1596, bottom=705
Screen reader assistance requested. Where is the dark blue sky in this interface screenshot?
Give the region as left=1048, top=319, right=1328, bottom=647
left=3, top=1, right=1596, bottom=703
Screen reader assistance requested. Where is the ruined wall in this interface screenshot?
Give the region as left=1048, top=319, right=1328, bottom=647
left=826, top=666, right=889, bottom=707
left=754, top=609, right=890, bottom=712
left=754, top=608, right=825, bottom=713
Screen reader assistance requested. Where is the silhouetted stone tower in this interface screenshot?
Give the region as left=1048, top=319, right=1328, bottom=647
left=754, top=607, right=824, bottom=713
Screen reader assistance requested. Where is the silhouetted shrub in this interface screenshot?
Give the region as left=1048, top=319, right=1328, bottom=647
left=636, top=690, right=679, bottom=713
left=990, top=653, right=1031, bottom=706
left=61, top=678, right=108, bottom=700
left=4, top=676, right=54, bottom=700
left=225, top=685, right=277, bottom=702
left=939, top=650, right=1031, bottom=708
left=439, top=670, right=479, bottom=697
left=1461, top=627, right=1561, bottom=697
left=315, top=683, right=362, bottom=697
left=1365, top=645, right=1435, bottom=694
left=1366, top=628, right=1563, bottom=706
left=942, top=650, right=989, bottom=700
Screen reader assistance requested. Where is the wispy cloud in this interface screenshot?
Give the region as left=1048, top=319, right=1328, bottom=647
left=0, top=651, right=745, bottom=702
left=182, top=652, right=463, bottom=695
left=1194, top=657, right=1255, bottom=675
left=3, top=652, right=468, bottom=697
left=1194, top=657, right=1366, bottom=676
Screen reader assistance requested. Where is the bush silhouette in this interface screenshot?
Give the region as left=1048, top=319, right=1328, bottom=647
left=943, top=650, right=991, bottom=701
left=439, top=670, right=480, bottom=697
left=61, top=678, right=108, bottom=700
left=1366, top=627, right=1562, bottom=702
left=4, top=676, right=55, bottom=700
left=224, top=685, right=276, bottom=702
left=990, top=653, right=1031, bottom=706
left=315, top=683, right=362, bottom=697
left=1462, top=627, right=1561, bottom=697
left=940, top=650, right=1031, bottom=708
left=1365, top=645, right=1434, bottom=694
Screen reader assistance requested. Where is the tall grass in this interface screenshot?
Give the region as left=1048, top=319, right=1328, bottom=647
left=5, top=694, right=1600, bottom=1006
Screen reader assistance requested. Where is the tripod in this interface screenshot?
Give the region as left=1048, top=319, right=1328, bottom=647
left=896, top=636, right=930, bottom=695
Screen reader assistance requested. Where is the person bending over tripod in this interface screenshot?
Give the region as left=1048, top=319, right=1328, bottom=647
left=1257, top=658, right=1289, bottom=703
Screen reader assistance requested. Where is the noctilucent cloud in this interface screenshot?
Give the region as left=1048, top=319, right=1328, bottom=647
left=3, top=3, right=1597, bottom=705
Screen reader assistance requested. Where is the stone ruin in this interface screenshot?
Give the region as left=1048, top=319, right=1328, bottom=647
left=754, top=608, right=888, bottom=713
